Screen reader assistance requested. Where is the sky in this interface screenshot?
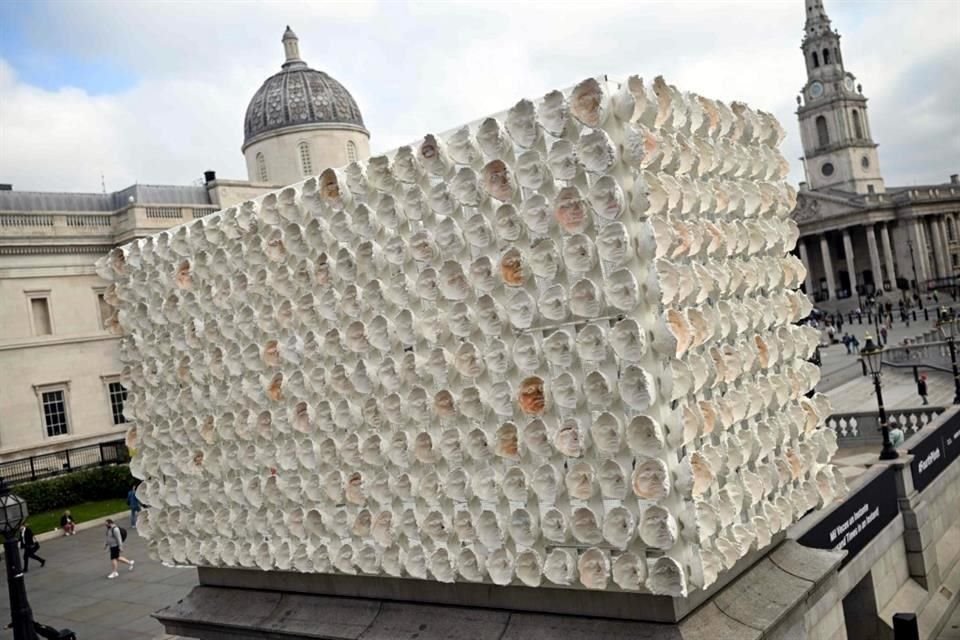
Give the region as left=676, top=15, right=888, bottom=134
left=0, top=0, right=957, bottom=194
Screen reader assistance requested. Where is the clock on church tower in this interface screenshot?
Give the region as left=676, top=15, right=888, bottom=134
left=796, top=0, right=885, bottom=195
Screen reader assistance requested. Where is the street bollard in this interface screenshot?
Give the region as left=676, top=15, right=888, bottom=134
left=892, top=613, right=919, bottom=640
left=924, top=308, right=929, bottom=322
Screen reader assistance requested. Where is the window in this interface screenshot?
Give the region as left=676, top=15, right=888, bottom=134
left=822, top=48, right=831, bottom=64
left=298, top=142, right=313, bottom=176
left=861, top=155, right=870, bottom=169
left=41, top=389, right=69, bottom=437
left=27, top=293, right=52, bottom=335
left=97, top=292, right=112, bottom=330
left=108, top=381, right=128, bottom=425
left=867, top=185, right=875, bottom=194
left=256, top=152, right=268, bottom=182
left=821, top=162, right=835, bottom=177
left=812, top=52, right=820, bottom=68
left=816, top=115, right=830, bottom=148
left=852, top=109, right=863, bottom=139
left=948, top=219, right=956, bottom=243
left=346, top=141, right=358, bottom=163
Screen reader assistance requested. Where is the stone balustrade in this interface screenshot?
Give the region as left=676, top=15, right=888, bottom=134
left=826, top=407, right=944, bottom=446
left=0, top=205, right=219, bottom=248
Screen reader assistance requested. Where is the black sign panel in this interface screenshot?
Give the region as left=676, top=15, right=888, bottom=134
left=940, top=416, right=960, bottom=470
left=908, top=412, right=960, bottom=493
left=798, top=466, right=899, bottom=566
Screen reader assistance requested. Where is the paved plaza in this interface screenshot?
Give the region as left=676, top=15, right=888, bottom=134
left=0, top=515, right=194, bottom=640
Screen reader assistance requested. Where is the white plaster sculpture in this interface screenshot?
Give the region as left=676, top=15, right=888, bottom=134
left=104, top=73, right=842, bottom=598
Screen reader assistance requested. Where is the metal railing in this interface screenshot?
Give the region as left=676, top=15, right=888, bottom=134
left=0, top=439, right=129, bottom=485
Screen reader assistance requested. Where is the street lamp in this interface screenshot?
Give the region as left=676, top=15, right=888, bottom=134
left=0, top=478, right=37, bottom=640
left=860, top=335, right=899, bottom=460
left=937, top=307, right=960, bottom=405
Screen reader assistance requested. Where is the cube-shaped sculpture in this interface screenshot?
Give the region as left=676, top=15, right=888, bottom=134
left=101, top=75, right=845, bottom=597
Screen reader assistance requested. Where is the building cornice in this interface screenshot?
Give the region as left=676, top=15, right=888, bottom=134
left=241, top=121, right=370, bottom=152
left=0, top=332, right=120, bottom=352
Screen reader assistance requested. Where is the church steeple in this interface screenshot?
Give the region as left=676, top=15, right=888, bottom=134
left=801, top=0, right=843, bottom=78
left=796, top=0, right=884, bottom=195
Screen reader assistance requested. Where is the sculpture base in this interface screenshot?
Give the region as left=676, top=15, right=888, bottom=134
left=193, top=533, right=782, bottom=623
left=155, top=539, right=846, bottom=639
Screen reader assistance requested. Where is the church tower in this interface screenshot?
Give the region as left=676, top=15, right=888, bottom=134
left=797, top=0, right=884, bottom=194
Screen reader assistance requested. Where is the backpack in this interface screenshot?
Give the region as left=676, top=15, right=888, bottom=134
left=118, top=526, right=128, bottom=542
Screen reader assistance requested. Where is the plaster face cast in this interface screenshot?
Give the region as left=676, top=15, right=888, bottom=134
left=104, top=73, right=838, bottom=598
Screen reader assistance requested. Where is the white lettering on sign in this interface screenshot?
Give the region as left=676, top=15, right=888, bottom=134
left=918, top=447, right=942, bottom=474
left=829, top=504, right=880, bottom=550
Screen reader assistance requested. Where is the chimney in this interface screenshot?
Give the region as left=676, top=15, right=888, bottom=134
left=204, top=170, right=217, bottom=184
left=0, top=184, right=11, bottom=191
left=951, top=174, right=958, bottom=185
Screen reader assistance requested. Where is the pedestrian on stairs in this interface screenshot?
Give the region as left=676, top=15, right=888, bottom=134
left=917, top=374, right=929, bottom=405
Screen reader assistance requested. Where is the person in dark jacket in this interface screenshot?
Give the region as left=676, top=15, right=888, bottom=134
left=127, top=483, right=141, bottom=529
left=19, top=523, right=45, bottom=571
left=918, top=374, right=929, bottom=405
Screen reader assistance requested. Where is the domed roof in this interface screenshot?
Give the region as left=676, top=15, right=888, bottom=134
left=243, top=27, right=367, bottom=148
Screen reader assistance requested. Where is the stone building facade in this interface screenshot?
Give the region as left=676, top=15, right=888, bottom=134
left=0, top=28, right=369, bottom=460
left=793, top=0, right=960, bottom=305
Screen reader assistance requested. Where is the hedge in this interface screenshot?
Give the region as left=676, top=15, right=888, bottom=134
left=14, top=465, right=134, bottom=515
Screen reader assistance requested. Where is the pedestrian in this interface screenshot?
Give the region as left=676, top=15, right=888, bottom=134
left=933, top=291, right=939, bottom=304
left=104, top=518, right=134, bottom=579
left=851, top=335, right=860, bottom=353
left=127, top=483, right=141, bottom=529
left=918, top=374, right=929, bottom=405
left=19, top=522, right=45, bottom=572
left=842, top=334, right=851, bottom=354
left=59, top=510, right=76, bottom=536
left=880, top=326, right=888, bottom=345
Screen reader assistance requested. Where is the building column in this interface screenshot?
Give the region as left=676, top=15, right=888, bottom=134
left=798, top=239, right=815, bottom=295
left=929, top=216, right=949, bottom=279
left=938, top=216, right=954, bottom=276
left=820, top=234, right=836, bottom=300
left=842, top=228, right=857, bottom=297
left=911, top=219, right=930, bottom=286
left=880, top=223, right=897, bottom=286
left=866, top=224, right=884, bottom=292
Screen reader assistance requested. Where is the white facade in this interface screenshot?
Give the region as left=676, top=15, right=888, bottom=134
left=0, top=27, right=371, bottom=459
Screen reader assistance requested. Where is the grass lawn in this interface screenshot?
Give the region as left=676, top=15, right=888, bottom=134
left=27, top=498, right=128, bottom=535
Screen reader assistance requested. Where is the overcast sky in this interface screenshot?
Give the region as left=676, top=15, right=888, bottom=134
left=0, top=0, right=957, bottom=194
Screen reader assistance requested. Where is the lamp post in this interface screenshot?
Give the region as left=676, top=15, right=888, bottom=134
left=860, top=335, right=899, bottom=460
left=936, top=307, right=960, bottom=405
left=0, top=478, right=37, bottom=640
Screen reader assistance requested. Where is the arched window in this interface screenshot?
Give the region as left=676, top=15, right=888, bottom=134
left=256, top=152, right=268, bottom=183
left=823, top=48, right=831, bottom=64
left=346, top=141, right=358, bottom=163
left=298, top=142, right=313, bottom=176
left=816, top=115, right=830, bottom=148
left=852, top=109, right=863, bottom=139
left=812, top=51, right=820, bottom=68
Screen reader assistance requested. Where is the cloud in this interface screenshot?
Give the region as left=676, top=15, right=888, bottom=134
left=0, top=0, right=956, bottom=193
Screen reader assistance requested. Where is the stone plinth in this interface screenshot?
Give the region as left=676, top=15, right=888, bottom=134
left=154, top=540, right=844, bottom=640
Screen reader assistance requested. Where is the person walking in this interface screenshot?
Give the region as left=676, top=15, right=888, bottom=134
left=917, top=374, right=929, bottom=405
left=127, top=483, right=141, bottom=529
left=842, top=334, right=852, bottom=354
left=104, top=519, right=134, bottom=579
left=880, top=326, right=888, bottom=345
left=19, top=522, right=45, bottom=572
left=60, top=510, right=76, bottom=536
